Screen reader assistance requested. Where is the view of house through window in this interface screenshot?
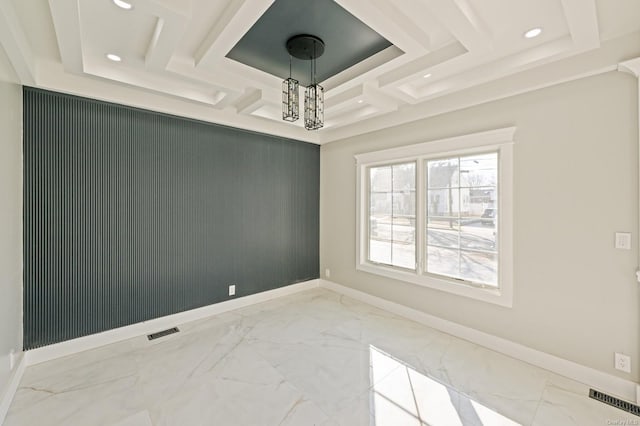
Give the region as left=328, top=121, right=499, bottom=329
left=368, top=162, right=416, bottom=269
left=426, top=152, right=498, bottom=286
left=357, top=128, right=513, bottom=305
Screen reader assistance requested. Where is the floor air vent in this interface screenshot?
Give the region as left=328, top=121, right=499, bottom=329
left=589, top=389, right=640, bottom=417
left=147, top=327, right=180, bottom=341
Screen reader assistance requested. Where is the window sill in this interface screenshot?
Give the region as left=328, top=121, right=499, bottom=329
left=356, top=262, right=513, bottom=308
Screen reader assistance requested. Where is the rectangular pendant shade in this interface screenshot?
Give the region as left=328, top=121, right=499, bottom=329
left=304, top=84, right=324, bottom=130
left=282, top=77, right=299, bottom=122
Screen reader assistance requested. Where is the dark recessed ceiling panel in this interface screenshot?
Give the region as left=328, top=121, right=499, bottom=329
left=226, top=0, right=395, bottom=86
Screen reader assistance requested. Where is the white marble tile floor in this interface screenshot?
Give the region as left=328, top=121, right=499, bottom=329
left=4, top=288, right=633, bottom=425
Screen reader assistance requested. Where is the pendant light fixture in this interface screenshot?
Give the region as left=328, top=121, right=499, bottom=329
left=285, top=34, right=325, bottom=131
left=282, top=54, right=299, bottom=122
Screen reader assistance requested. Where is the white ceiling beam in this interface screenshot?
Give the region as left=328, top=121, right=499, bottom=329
left=133, top=0, right=191, bottom=70
left=319, top=30, right=640, bottom=144
left=83, top=56, right=228, bottom=107
left=143, top=0, right=191, bottom=17
left=36, top=60, right=319, bottom=143
left=146, top=18, right=166, bottom=68
left=47, top=0, right=83, bottom=74
left=325, top=104, right=376, bottom=122
left=421, top=0, right=492, bottom=53
left=362, top=85, right=400, bottom=112
left=336, top=0, right=427, bottom=54
left=368, top=0, right=432, bottom=50
left=234, top=88, right=264, bottom=114
left=324, top=85, right=397, bottom=126
left=325, top=85, right=364, bottom=111
left=377, top=41, right=468, bottom=89
left=321, top=46, right=405, bottom=93
left=0, top=0, right=36, bottom=84
left=145, top=17, right=188, bottom=71
left=165, top=57, right=246, bottom=93
left=193, top=0, right=272, bottom=68
left=561, top=0, right=600, bottom=50
left=412, top=36, right=574, bottom=101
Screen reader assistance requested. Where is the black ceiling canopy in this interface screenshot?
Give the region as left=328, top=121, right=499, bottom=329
left=226, top=0, right=395, bottom=86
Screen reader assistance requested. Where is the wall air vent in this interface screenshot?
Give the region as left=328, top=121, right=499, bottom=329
left=589, top=389, right=640, bottom=417
left=147, top=327, right=180, bottom=341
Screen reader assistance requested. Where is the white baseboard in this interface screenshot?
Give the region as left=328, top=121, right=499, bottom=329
left=26, top=279, right=320, bottom=366
left=319, top=279, right=638, bottom=402
left=19, top=277, right=637, bottom=403
left=0, top=352, right=26, bottom=425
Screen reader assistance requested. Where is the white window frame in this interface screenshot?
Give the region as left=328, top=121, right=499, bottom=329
left=355, top=127, right=515, bottom=307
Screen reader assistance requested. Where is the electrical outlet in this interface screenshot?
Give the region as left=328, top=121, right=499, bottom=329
left=9, top=349, right=15, bottom=370
left=325, top=269, right=331, bottom=278
left=615, top=352, right=631, bottom=373
left=228, top=285, right=236, bottom=296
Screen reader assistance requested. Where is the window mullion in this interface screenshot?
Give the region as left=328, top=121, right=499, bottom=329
left=457, top=157, right=462, bottom=279
left=390, top=166, right=394, bottom=267
left=416, top=158, right=425, bottom=274
left=365, top=167, right=371, bottom=265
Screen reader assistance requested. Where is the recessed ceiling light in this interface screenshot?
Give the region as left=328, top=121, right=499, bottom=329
left=113, top=0, right=132, bottom=10
left=423, top=73, right=432, bottom=79
left=106, top=53, right=122, bottom=62
left=357, top=100, right=363, bottom=104
left=524, top=28, right=542, bottom=39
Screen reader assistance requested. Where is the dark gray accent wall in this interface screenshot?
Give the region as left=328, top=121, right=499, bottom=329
left=23, top=87, right=319, bottom=350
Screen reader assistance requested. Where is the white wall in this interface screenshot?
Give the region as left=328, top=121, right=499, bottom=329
left=320, top=71, right=639, bottom=382
left=0, top=43, right=23, bottom=398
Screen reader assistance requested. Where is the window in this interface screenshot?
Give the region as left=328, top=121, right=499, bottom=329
left=368, top=162, right=416, bottom=269
left=356, top=128, right=514, bottom=307
left=426, top=152, right=498, bottom=286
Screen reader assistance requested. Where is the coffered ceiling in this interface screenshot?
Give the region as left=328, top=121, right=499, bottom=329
left=1, top=0, right=639, bottom=144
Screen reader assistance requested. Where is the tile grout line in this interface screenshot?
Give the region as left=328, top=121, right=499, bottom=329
left=528, top=376, right=552, bottom=426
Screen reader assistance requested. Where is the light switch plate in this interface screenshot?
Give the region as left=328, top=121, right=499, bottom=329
left=615, top=232, right=631, bottom=250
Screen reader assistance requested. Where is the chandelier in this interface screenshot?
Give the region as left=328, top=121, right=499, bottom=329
left=282, top=35, right=324, bottom=131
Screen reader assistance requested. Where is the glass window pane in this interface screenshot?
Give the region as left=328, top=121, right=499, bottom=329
left=392, top=241, right=415, bottom=269
left=392, top=163, right=416, bottom=191
left=371, top=193, right=392, bottom=216
left=467, top=187, right=496, bottom=220
left=427, top=246, right=460, bottom=280
left=368, top=162, right=415, bottom=270
left=392, top=217, right=415, bottom=245
left=479, top=207, right=497, bottom=227
left=427, top=188, right=459, bottom=219
left=460, top=153, right=497, bottom=188
left=460, top=221, right=497, bottom=252
left=427, top=217, right=460, bottom=232
left=460, top=251, right=498, bottom=286
left=370, top=239, right=391, bottom=265
left=391, top=163, right=415, bottom=269
left=425, top=151, right=499, bottom=285
left=426, top=228, right=458, bottom=248
left=370, top=215, right=391, bottom=242
left=371, top=166, right=391, bottom=192
left=427, top=158, right=459, bottom=188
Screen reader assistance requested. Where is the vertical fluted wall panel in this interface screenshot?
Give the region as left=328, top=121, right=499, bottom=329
left=23, top=88, right=320, bottom=350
